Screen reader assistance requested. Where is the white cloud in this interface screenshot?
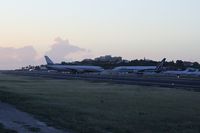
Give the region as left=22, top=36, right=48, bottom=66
left=0, top=46, right=38, bottom=69
left=45, top=37, right=89, bottom=63
left=0, top=38, right=91, bottom=69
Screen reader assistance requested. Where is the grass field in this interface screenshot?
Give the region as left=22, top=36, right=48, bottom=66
left=0, top=123, right=17, bottom=133
left=0, top=74, right=200, bottom=133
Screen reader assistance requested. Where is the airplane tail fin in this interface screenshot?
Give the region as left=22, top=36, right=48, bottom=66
left=155, top=58, right=166, bottom=72
left=44, top=56, right=54, bottom=65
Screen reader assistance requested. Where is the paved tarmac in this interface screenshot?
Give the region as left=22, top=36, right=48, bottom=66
left=3, top=70, right=200, bottom=90
left=0, top=101, right=67, bottom=133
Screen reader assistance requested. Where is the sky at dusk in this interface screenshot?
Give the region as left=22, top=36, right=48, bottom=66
left=0, top=0, right=200, bottom=69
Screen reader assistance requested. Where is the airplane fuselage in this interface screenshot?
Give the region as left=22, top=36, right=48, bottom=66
left=163, top=68, right=200, bottom=76
left=112, top=58, right=166, bottom=73
left=112, top=66, right=157, bottom=73
left=46, top=64, right=104, bottom=73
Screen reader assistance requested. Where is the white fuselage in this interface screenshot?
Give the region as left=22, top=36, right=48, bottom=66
left=46, top=64, right=104, bottom=72
left=112, top=66, right=157, bottom=73
left=163, top=68, right=200, bottom=76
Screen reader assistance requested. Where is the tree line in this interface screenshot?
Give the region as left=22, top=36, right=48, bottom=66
left=60, top=55, right=200, bottom=70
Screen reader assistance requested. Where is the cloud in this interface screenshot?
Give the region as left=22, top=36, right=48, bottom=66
left=0, top=46, right=38, bottom=69
left=0, top=37, right=91, bottom=69
left=66, top=51, right=94, bottom=61
left=45, top=37, right=89, bottom=62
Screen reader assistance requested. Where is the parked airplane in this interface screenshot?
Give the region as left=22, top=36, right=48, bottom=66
left=44, top=56, right=104, bottom=73
left=163, top=68, right=200, bottom=76
left=112, top=58, right=166, bottom=73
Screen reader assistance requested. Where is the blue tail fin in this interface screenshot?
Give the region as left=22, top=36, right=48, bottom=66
left=44, top=56, right=54, bottom=65
left=156, top=58, right=166, bottom=72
